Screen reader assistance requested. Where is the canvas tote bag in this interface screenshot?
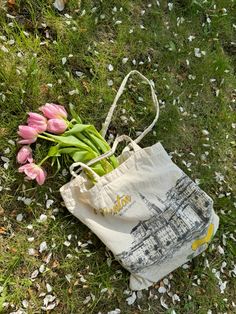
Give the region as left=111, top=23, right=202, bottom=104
left=60, top=70, right=219, bottom=290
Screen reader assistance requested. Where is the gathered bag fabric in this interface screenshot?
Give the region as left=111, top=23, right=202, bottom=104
left=60, top=70, right=219, bottom=290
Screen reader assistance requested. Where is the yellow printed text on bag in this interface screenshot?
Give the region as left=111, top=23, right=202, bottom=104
left=100, top=195, right=131, bottom=214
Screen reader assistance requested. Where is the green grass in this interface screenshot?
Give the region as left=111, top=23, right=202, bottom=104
left=0, top=0, right=236, bottom=313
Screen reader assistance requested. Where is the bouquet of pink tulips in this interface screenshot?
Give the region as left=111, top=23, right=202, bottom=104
left=17, top=103, right=119, bottom=185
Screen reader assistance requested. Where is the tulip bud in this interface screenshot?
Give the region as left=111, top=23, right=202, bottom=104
left=18, top=163, right=46, bottom=185
left=17, top=146, right=33, bottom=164
left=39, top=103, right=67, bottom=119
left=27, top=112, right=47, bottom=133
left=18, top=125, right=38, bottom=144
left=47, top=118, right=67, bottom=134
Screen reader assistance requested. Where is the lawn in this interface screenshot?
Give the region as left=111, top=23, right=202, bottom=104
left=0, top=0, right=236, bottom=313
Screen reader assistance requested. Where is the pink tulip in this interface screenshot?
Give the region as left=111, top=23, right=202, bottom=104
left=18, top=125, right=38, bottom=144
left=19, top=163, right=46, bottom=185
left=47, top=118, right=67, bottom=134
left=17, top=146, right=33, bottom=164
left=27, top=112, right=47, bottom=133
left=39, top=103, right=67, bottom=119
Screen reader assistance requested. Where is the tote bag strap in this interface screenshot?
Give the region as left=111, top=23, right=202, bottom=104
left=101, top=70, right=160, bottom=144
left=70, top=135, right=140, bottom=178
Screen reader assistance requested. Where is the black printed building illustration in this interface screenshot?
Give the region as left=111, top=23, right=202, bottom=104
left=116, top=174, right=212, bottom=273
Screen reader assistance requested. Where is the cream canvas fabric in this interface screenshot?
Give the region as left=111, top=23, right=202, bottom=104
left=60, top=71, right=219, bottom=290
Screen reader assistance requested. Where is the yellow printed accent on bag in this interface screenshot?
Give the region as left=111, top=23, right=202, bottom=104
left=191, top=223, right=214, bottom=251
left=100, top=195, right=131, bottom=214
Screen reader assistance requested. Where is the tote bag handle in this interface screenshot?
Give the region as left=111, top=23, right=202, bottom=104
left=101, top=70, right=160, bottom=144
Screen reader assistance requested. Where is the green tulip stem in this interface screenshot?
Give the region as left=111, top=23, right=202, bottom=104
left=38, top=134, right=56, bottom=142
left=38, top=155, right=50, bottom=166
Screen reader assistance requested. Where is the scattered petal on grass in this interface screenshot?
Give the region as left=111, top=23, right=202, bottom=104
left=194, top=48, right=202, bottom=58
left=63, top=241, right=71, bottom=247
left=44, top=252, right=52, bottom=264
left=220, top=281, right=227, bottom=294
left=107, top=79, right=113, bottom=87
left=158, top=286, right=167, bottom=294
left=83, top=295, right=91, bottom=305
left=46, top=199, right=54, bottom=209
left=22, top=300, right=28, bottom=308
left=28, top=248, right=36, bottom=256
left=39, top=214, right=47, bottom=222
left=43, top=294, right=56, bottom=306
left=53, top=0, right=66, bottom=11
left=160, top=296, right=169, bottom=309
left=172, top=293, right=181, bottom=303
left=202, top=129, right=209, bottom=136
left=42, top=302, right=57, bottom=311
left=126, top=292, right=136, bottom=305
left=31, top=269, right=39, bottom=279
left=218, top=245, right=225, bottom=255
left=62, top=57, right=67, bottom=65
left=107, top=64, right=114, bottom=71
left=39, top=241, right=47, bottom=253
left=39, top=264, right=45, bottom=273
left=122, top=57, right=129, bottom=64
left=107, top=309, right=121, bottom=314
left=65, top=274, right=73, bottom=282
left=16, top=213, right=23, bottom=222
left=168, top=3, right=173, bottom=11
left=188, top=35, right=195, bottom=42
left=221, top=261, right=227, bottom=273
left=46, top=283, right=53, bottom=293
left=75, top=71, right=84, bottom=77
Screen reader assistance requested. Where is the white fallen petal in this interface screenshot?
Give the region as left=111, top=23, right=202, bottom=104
left=83, top=296, right=91, bottom=305
left=42, top=302, right=56, bottom=311
left=46, top=283, right=53, bottom=293
left=31, top=269, right=39, bottom=279
left=220, top=281, right=227, bottom=293
left=160, top=296, right=169, bottom=309
left=172, top=293, right=181, bottom=302
left=108, top=64, right=114, bottom=71
left=158, top=286, right=166, bottom=294
left=194, top=48, right=202, bottom=58
left=126, top=292, right=136, bottom=305
left=39, top=264, right=45, bottom=273
left=107, top=79, right=113, bottom=87
left=28, top=248, right=35, bottom=256
left=43, top=294, right=56, bottom=306
left=22, top=300, right=28, bottom=308
left=53, top=0, right=65, bottom=11
left=122, top=57, right=128, bottom=64
left=39, top=241, right=47, bottom=253
left=218, top=245, right=224, bottom=255
left=44, top=252, right=52, bottom=264
left=46, top=199, right=54, bottom=209
left=107, top=309, right=121, bottom=314
left=65, top=274, right=73, bottom=282
left=75, top=71, right=84, bottom=77
left=16, top=213, right=23, bottom=222
left=202, top=129, right=209, bottom=136
left=39, top=214, right=47, bottom=222
left=62, top=57, right=67, bottom=65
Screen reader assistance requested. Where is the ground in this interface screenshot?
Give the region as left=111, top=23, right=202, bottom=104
left=0, top=0, right=236, bottom=313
